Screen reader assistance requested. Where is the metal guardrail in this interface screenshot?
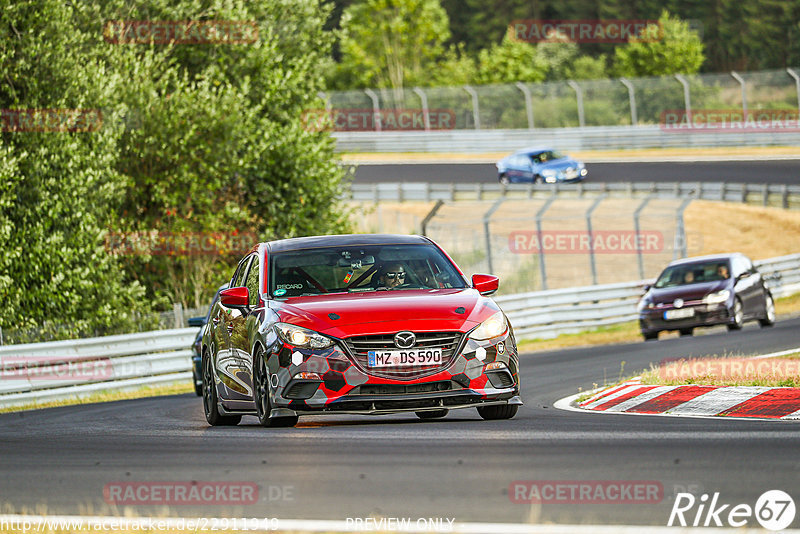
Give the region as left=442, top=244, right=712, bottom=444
left=333, top=126, right=800, bottom=152
left=346, top=181, right=800, bottom=209
left=0, top=253, right=797, bottom=408
left=0, top=328, right=197, bottom=409
left=495, top=253, right=800, bottom=338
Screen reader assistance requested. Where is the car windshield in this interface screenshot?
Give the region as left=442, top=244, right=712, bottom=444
left=531, top=150, right=565, bottom=163
left=269, top=243, right=466, bottom=297
left=654, top=260, right=732, bottom=288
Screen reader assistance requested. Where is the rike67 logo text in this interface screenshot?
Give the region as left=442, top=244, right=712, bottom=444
left=669, top=490, right=795, bottom=531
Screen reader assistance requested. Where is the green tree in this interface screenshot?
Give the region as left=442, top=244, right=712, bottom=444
left=613, top=11, right=705, bottom=77
left=337, top=0, right=451, bottom=89
left=475, top=33, right=547, bottom=84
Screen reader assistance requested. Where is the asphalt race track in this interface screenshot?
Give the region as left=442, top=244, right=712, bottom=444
left=352, top=160, right=800, bottom=184
left=1, top=318, right=799, bottom=528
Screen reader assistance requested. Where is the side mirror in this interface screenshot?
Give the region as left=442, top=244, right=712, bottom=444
left=188, top=316, right=206, bottom=327
left=642, top=284, right=651, bottom=293
left=220, top=286, right=249, bottom=309
left=472, top=274, right=499, bottom=296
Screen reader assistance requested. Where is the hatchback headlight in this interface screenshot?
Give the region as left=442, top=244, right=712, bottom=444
left=469, top=311, right=508, bottom=341
left=275, top=323, right=333, bottom=349
left=703, top=290, right=730, bottom=305
left=637, top=299, right=655, bottom=311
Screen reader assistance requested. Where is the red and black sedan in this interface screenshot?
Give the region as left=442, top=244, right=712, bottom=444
left=638, top=253, right=775, bottom=341
left=201, top=234, right=521, bottom=427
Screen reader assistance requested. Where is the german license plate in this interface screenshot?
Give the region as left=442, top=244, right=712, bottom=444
left=367, top=349, right=443, bottom=368
left=664, top=308, right=695, bottom=320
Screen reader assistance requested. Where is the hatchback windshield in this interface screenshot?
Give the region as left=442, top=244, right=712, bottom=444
left=654, top=260, right=732, bottom=288
left=269, top=244, right=466, bottom=297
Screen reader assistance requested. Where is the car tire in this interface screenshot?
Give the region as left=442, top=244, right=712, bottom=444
left=679, top=328, right=693, bottom=337
left=202, top=353, right=241, bottom=426
left=193, top=378, right=203, bottom=397
left=533, top=175, right=543, bottom=184
left=759, top=294, right=776, bottom=327
left=477, top=404, right=518, bottom=420
left=727, top=298, right=744, bottom=331
left=254, top=349, right=298, bottom=428
left=415, top=409, right=448, bottom=420
left=643, top=331, right=658, bottom=341
left=499, top=174, right=510, bottom=185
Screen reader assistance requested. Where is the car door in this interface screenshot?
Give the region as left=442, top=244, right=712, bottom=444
left=227, top=252, right=263, bottom=398
left=732, top=256, right=761, bottom=317
left=212, top=255, right=252, bottom=401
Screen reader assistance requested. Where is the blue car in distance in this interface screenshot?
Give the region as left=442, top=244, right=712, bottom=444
left=188, top=283, right=228, bottom=396
left=496, top=146, right=587, bottom=185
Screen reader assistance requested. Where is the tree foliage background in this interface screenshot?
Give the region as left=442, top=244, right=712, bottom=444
left=0, top=0, right=350, bottom=338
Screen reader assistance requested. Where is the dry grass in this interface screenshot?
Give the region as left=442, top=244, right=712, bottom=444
left=0, top=382, right=194, bottom=414
left=685, top=200, right=800, bottom=260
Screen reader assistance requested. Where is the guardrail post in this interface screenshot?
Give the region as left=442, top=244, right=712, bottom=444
left=421, top=200, right=445, bottom=237
left=731, top=71, right=748, bottom=118
left=787, top=68, right=800, bottom=113
left=536, top=195, right=558, bottom=290
left=567, top=80, right=585, bottom=127
left=619, top=78, right=637, bottom=126
left=412, top=87, right=431, bottom=131
left=675, top=74, right=692, bottom=124
left=633, top=196, right=653, bottom=280
left=483, top=199, right=505, bottom=273
left=515, top=82, right=534, bottom=129
left=674, top=197, right=693, bottom=260
left=763, top=183, right=769, bottom=206
left=782, top=184, right=789, bottom=209
left=172, top=303, right=184, bottom=329
left=586, top=195, right=606, bottom=285
left=364, top=88, right=381, bottom=132
left=464, top=85, right=481, bottom=130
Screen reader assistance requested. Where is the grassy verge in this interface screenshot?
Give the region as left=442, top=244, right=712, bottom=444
left=517, top=293, right=800, bottom=354
left=0, top=382, right=194, bottom=414
left=640, top=352, right=800, bottom=388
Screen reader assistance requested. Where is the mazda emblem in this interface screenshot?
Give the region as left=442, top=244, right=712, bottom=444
left=394, top=331, right=416, bottom=349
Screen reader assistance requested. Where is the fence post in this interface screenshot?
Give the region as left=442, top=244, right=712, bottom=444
left=567, top=80, right=585, bottom=127
left=515, top=82, right=535, bottom=129
left=364, top=88, right=381, bottom=132
left=619, top=78, right=637, bottom=126
left=674, top=197, right=693, bottom=260
left=421, top=200, right=445, bottom=237
left=464, top=85, right=481, bottom=130
left=412, top=87, right=431, bottom=131
left=536, top=195, right=558, bottom=290
left=787, top=68, right=800, bottom=113
left=675, top=74, right=692, bottom=124
left=634, top=196, right=653, bottom=280
left=0, top=326, right=3, bottom=346
left=730, top=71, right=747, bottom=118
left=483, top=198, right=505, bottom=273
left=172, top=303, right=184, bottom=329
left=586, top=195, right=606, bottom=286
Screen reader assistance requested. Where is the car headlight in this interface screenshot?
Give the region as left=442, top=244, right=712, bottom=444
left=703, top=289, right=730, bottom=305
left=637, top=299, right=654, bottom=311
left=469, top=311, right=508, bottom=341
left=275, top=323, right=333, bottom=349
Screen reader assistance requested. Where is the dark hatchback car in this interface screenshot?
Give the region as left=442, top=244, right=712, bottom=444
left=638, top=253, right=775, bottom=340
left=496, top=146, right=587, bottom=185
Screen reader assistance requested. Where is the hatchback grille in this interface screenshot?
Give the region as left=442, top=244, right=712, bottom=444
left=344, top=331, right=463, bottom=379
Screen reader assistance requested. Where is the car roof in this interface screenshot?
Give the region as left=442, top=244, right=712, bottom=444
left=667, top=253, right=746, bottom=267
left=513, top=145, right=553, bottom=155
left=264, top=233, right=431, bottom=253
